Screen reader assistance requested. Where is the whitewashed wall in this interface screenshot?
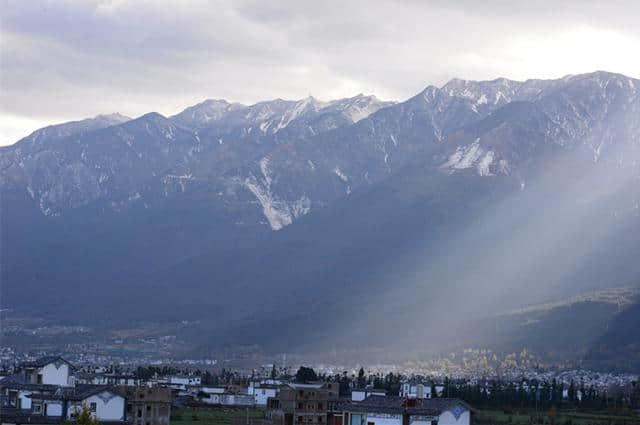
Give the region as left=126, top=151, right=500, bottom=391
left=68, top=392, right=125, bottom=421
left=201, top=394, right=221, bottom=404
left=351, top=391, right=366, bottom=401
left=366, top=413, right=403, bottom=425
left=45, top=402, right=63, bottom=417
left=254, top=388, right=277, bottom=406
left=41, top=363, right=71, bottom=386
left=438, top=409, right=471, bottom=425
left=18, top=391, right=32, bottom=409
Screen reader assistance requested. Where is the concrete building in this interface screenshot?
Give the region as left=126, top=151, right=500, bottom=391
left=119, top=386, right=171, bottom=425
left=267, top=382, right=339, bottom=425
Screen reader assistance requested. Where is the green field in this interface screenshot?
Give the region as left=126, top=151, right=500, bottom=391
left=171, top=407, right=265, bottom=425
left=475, top=409, right=640, bottom=425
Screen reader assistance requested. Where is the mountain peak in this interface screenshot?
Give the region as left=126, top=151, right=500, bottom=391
left=137, top=111, right=167, bottom=121
left=170, top=99, right=245, bottom=129
left=94, top=112, right=131, bottom=123
left=564, top=70, right=637, bottom=86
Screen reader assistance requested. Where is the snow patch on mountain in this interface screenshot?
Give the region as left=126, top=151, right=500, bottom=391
left=333, top=167, right=349, bottom=182
left=441, top=139, right=500, bottom=177
left=442, top=139, right=483, bottom=170
left=477, top=151, right=495, bottom=176
left=275, top=97, right=318, bottom=132
left=163, top=173, right=194, bottom=193
left=242, top=156, right=312, bottom=230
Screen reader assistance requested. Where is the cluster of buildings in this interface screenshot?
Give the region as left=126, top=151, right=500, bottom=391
left=265, top=382, right=471, bottom=425
left=0, top=356, right=171, bottom=425
left=0, top=356, right=473, bottom=425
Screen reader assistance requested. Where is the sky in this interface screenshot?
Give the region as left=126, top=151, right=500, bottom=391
left=2, top=0, right=640, bottom=146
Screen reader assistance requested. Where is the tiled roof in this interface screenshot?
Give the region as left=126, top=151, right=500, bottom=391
left=28, top=385, right=120, bottom=402
left=22, top=356, right=74, bottom=369
left=344, top=395, right=470, bottom=417
left=0, top=374, right=60, bottom=392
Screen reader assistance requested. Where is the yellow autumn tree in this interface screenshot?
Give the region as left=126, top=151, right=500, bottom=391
left=73, top=404, right=101, bottom=425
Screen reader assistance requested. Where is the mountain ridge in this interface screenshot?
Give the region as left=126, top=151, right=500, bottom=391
left=3, top=71, right=640, bottom=367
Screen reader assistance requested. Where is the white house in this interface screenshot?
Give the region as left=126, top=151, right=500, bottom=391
left=22, top=356, right=74, bottom=386
left=0, top=356, right=74, bottom=410
left=197, top=386, right=226, bottom=395
left=343, top=396, right=472, bottom=425
left=351, top=388, right=387, bottom=402
left=400, top=382, right=443, bottom=399
left=169, top=376, right=201, bottom=387
left=0, top=357, right=127, bottom=424
left=66, top=386, right=127, bottom=422
left=219, top=393, right=254, bottom=407
left=25, top=385, right=126, bottom=422
left=248, top=384, right=279, bottom=406
left=198, top=392, right=255, bottom=407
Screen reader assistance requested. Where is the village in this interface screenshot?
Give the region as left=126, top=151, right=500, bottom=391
left=2, top=356, right=640, bottom=425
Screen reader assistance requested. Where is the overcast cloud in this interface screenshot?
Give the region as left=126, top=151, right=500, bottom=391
left=2, top=0, right=640, bottom=145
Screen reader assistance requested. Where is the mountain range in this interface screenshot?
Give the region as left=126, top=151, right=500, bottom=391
left=3, top=71, right=640, bottom=370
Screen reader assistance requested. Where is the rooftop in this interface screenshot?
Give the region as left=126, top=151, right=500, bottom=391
left=345, top=395, right=470, bottom=417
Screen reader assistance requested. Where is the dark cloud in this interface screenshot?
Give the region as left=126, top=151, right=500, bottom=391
left=2, top=0, right=640, bottom=145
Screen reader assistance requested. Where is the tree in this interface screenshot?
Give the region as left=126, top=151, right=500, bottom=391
left=295, top=366, right=318, bottom=383
left=431, top=381, right=438, bottom=399
left=568, top=380, right=576, bottom=404
left=74, top=404, right=101, bottom=425
left=357, top=368, right=366, bottom=388
left=339, top=372, right=351, bottom=397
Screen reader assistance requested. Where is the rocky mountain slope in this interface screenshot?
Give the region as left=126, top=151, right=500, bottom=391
left=3, top=71, right=640, bottom=366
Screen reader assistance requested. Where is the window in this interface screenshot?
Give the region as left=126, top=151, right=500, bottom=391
left=37, top=374, right=43, bottom=384
left=128, top=404, right=133, bottom=412
left=34, top=404, right=42, bottom=413
left=90, top=403, right=97, bottom=412
left=318, top=403, right=323, bottom=410
left=138, top=409, right=143, bottom=418
left=298, top=402, right=303, bottom=409
left=146, top=405, right=151, bottom=412
left=298, top=416, right=303, bottom=423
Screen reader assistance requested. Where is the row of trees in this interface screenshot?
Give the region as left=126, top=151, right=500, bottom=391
left=441, top=377, right=640, bottom=410
left=304, top=366, right=640, bottom=411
